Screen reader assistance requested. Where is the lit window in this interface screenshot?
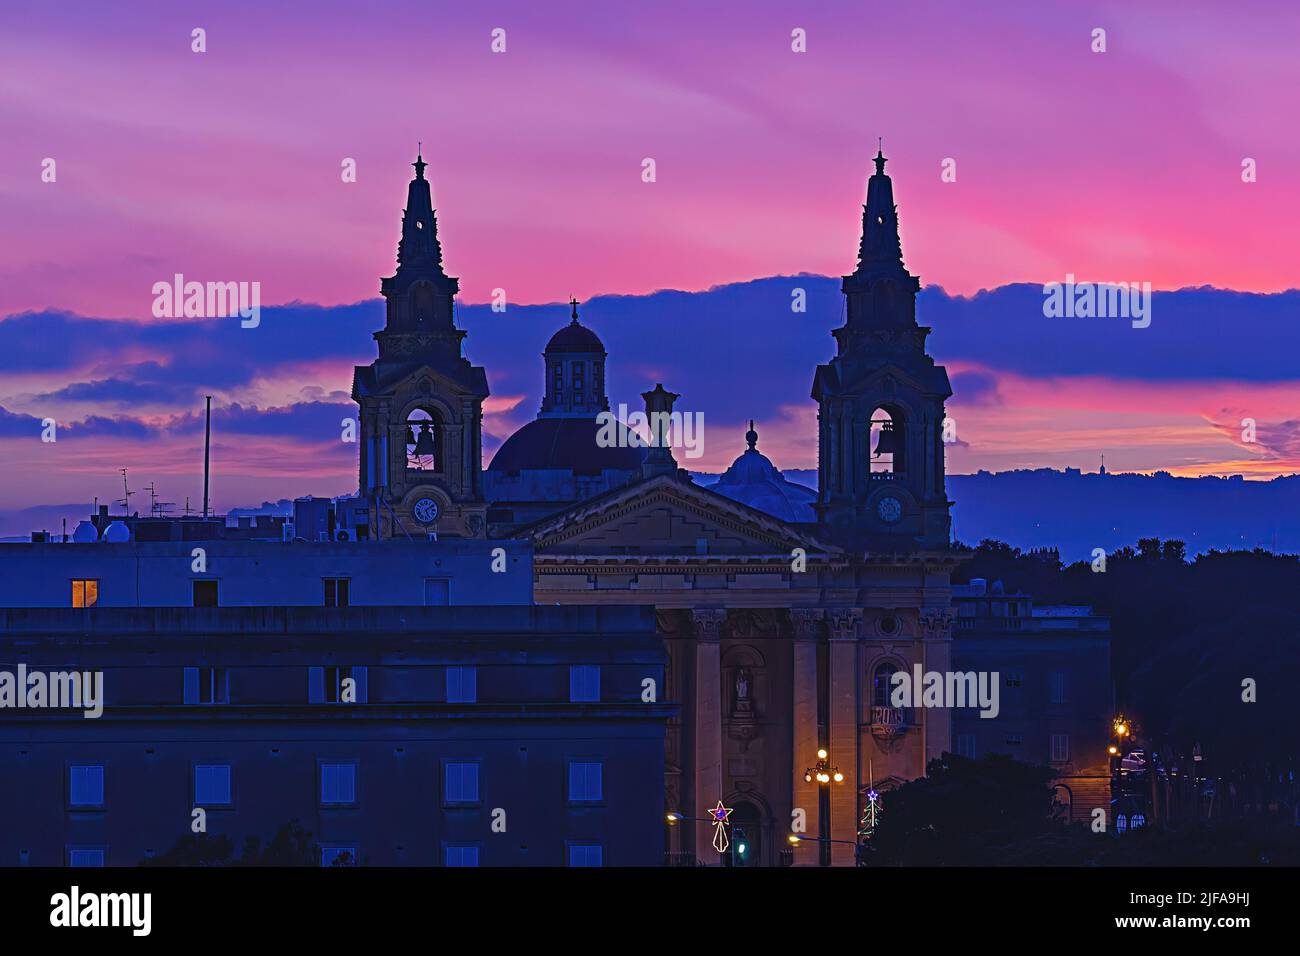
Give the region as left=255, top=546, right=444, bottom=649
left=568, top=761, right=603, bottom=802
left=444, top=762, right=480, bottom=805
left=567, top=844, right=603, bottom=867
left=194, top=765, right=231, bottom=806
left=71, top=579, right=98, bottom=608
left=569, top=665, right=600, bottom=703
left=446, top=667, right=477, bottom=704
left=445, top=844, right=480, bottom=867
left=320, top=763, right=357, bottom=806
left=69, top=765, right=104, bottom=808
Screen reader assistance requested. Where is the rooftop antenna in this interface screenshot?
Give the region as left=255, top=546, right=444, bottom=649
left=117, top=468, right=133, bottom=515
left=202, top=396, right=213, bottom=518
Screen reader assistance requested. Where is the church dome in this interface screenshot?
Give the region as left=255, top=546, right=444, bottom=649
left=545, top=320, right=605, bottom=354
left=709, top=422, right=817, bottom=523
left=488, top=417, right=645, bottom=475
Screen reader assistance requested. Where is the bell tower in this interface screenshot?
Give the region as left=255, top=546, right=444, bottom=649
left=351, top=149, right=489, bottom=538
left=811, top=149, right=953, bottom=548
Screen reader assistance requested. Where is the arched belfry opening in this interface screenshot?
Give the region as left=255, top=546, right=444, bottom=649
left=869, top=406, right=905, bottom=476
left=405, top=407, right=442, bottom=472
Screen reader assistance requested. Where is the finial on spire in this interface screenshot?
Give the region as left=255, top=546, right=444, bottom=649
left=569, top=296, right=580, bottom=323
left=413, top=142, right=427, bottom=180
left=745, top=419, right=758, bottom=451
left=873, top=140, right=887, bottom=176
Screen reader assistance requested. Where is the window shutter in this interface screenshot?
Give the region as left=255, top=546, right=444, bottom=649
left=308, top=667, right=324, bottom=703
left=183, top=667, right=199, bottom=705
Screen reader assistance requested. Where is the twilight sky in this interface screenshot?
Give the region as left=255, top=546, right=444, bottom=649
left=1, top=0, right=1298, bottom=528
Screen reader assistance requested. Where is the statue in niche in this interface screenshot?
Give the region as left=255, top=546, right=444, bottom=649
left=733, top=667, right=754, bottom=716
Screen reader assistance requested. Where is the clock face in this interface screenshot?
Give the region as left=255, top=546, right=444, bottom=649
left=876, top=495, right=903, bottom=524
left=412, top=496, right=440, bottom=525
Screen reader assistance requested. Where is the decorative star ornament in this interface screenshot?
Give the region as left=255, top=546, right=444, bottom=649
left=709, top=801, right=733, bottom=853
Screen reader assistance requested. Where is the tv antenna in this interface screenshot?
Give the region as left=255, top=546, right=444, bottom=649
left=116, top=469, right=134, bottom=515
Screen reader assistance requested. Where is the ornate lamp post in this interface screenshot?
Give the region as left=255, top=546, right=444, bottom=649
left=803, top=748, right=844, bottom=866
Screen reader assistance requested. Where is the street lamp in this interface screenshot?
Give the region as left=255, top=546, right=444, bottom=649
left=804, top=748, right=845, bottom=786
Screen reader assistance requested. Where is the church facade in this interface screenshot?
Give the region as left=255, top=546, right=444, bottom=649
left=357, top=150, right=965, bottom=865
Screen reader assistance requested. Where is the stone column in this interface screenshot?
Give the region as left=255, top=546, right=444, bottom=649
left=790, top=609, right=822, bottom=865
left=692, top=609, right=725, bottom=865
left=827, top=609, right=863, bottom=866
left=919, top=607, right=956, bottom=765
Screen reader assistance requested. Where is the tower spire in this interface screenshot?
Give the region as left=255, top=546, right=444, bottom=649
left=413, top=142, right=427, bottom=180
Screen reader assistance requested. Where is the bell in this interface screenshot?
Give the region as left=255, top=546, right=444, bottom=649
left=873, top=422, right=902, bottom=457
left=413, top=423, right=437, bottom=457
left=406, top=425, right=417, bottom=446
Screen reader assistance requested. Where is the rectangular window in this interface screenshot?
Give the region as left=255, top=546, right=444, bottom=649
left=324, top=578, right=350, bottom=607
left=567, top=844, right=603, bottom=867
left=1005, top=670, right=1023, bottom=688
left=1049, top=671, right=1068, bottom=704
left=569, top=665, right=600, bottom=703
left=568, top=760, right=603, bottom=803
left=67, top=848, right=105, bottom=867
left=69, top=765, right=104, bottom=808
left=187, top=666, right=228, bottom=704
left=324, top=665, right=350, bottom=703
left=1051, top=734, right=1071, bottom=763
left=194, top=765, right=232, bottom=806
left=193, top=580, right=219, bottom=607
left=320, top=763, right=357, bottom=806
left=71, top=579, right=99, bottom=608
left=320, top=846, right=356, bottom=867
left=446, top=666, right=477, bottom=704
left=956, top=734, right=976, bottom=759
left=444, top=761, right=480, bottom=805
left=445, top=844, right=480, bottom=867
left=424, top=578, right=450, bottom=606
left=1004, top=734, right=1023, bottom=746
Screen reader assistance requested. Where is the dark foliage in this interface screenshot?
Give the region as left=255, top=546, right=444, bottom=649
left=953, top=538, right=1300, bottom=774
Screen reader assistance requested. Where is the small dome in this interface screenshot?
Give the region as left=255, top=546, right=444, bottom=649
left=102, top=521, right=131, bottom=542
left=709, top=422, right=817, bottom=523
left=72, top=521, right=99, bottom=543
left=545, top=320, right=605, bottom=354
left=489, top=417, right=645, bottom=475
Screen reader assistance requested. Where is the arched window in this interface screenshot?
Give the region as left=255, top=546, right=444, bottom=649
left=873, top=662, right=899, bottom=708
left=405, top=407, right=441, bottom=472
left=869, top=406, right=905, bottom=476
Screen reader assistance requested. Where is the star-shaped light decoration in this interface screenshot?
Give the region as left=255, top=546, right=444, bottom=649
left=709, top=801, right=733, bottom=853
left=860, top=788, right=882, bottom=841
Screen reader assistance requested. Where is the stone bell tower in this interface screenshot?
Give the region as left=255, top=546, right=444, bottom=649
left=351, top=149, right=489, bottom=538
left=811, top=150, right=953, bottom=548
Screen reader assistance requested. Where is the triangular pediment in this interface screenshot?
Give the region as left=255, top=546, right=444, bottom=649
left=365, top=360, right=488, bottom=400
left=525, top=474, right=839, bottom=558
